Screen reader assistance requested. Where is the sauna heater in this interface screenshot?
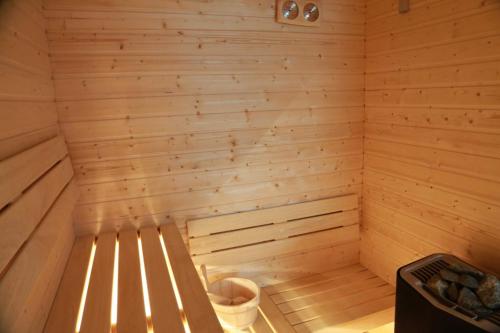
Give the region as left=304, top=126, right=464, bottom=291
left=395, top=254, right=500, bottom=333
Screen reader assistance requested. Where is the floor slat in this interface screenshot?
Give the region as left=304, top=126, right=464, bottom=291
left=256, top=264, right=396, bottom=333
left=80, top=233, right=116, bottom=333
left=140, top=227, right=184, bottom=333
left=293, top=295, right=395, bottom=333
left=44, top=236, right=94, bottom=333
left=160, top=224, right=223, bottom=333
left=280, top=275, right=386, bottom=314
left=330, top=308, right=395, bottom=333
left=272, top=269, right=374, bottom=305
left=264, top=264, right=367, bottom=296
left=287, top=284, right=395, bottom=325
left=117, top=230, right=148, bottom=333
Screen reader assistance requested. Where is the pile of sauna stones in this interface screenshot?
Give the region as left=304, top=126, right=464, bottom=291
left=427, top=262, right=500, bottom=317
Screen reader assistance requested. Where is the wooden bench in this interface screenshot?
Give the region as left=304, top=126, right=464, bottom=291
left=187, top=197, right=395, bottom=333
left=44, top=224, right=223, bottom=333
left=187, top=194, right=360, bottom=286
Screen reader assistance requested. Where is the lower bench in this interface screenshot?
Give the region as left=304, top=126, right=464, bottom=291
left=44, top=224, right=223, bottom=333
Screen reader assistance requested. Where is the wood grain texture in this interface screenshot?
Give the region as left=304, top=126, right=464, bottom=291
left=0, top=181, right=79, bottom=333
left=188, top=196, right=360, bottom=287
left=140, top=227, right=184, bottom=333
left=188, top=195, right=358, bottom=237
left=0, top=136, right=66, bottom=210
left=0, top=2, right=79, bottom=332
left=0, top=0, right=59, bottom=161
left=160, top=224, right=222, bottom=333
left=259, top=291, right=295, bottom=333
left=259, top=264, right=395, bottom=333
left=80, top=233, right=116, bottom=333
left=362, top=0, right=500, bottom=285
left=117, top=230, right=148, bottom=333
left=44, top=235, right=94, bottom=333
left=44, top=0, right=365, bottom=236
left=0, top=156, right=73, bottom=278
left=45, top=225, right=224, bottom=333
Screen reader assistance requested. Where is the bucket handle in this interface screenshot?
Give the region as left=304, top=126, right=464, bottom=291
left=200, top=264, right=210, bottom=292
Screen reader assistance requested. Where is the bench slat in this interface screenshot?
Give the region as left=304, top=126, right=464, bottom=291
left=44, top=236, right=94, bottom=333
left=190, top=210, right=358, bottom=255
left=193, top=225, right=359, bottom=266
left=160, top=223, right=223, bottom=333
left=118, top=230, right=148, bottom=333
left=81, top=233, right=116, bottom=333
left=188, top=195, right=358, bottom=237
left=140, top=227, right=184, bottom=333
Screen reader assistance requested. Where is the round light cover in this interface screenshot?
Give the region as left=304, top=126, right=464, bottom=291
left=282, top=1, right=299, bottom=20
left=303, top=3, right=319, bottom=22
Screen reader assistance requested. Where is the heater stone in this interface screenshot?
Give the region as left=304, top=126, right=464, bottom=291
left=477, top=275, right=500, bottom=310
left=440, top=269, right=459, bottom=283
left=447, top=282, right=460, bottom=302
left=448, top=262, right=485, bottom=280
left=459, top=274, right=480, bottom=289
left=458, top=287, right=483, bottom=310
left=428, top=275, right=449, bottom=298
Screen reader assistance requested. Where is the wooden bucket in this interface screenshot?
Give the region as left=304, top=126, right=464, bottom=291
left=208, top=277, right=261, bottom=330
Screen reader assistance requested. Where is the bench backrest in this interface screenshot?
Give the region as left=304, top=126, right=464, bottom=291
left=187, top=195, right=360, bottom=284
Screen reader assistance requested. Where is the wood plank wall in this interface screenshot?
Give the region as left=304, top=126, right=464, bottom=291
left=0, top=0, right=79, bottom=331
left=0, top=0, right=58, bottom=159
left=362, top=0, right=500, bottom=284
left=43, top=0, right=366, bottom=236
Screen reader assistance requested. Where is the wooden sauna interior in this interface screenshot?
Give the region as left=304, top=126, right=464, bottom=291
left=0, top=0, right=499, bottom=332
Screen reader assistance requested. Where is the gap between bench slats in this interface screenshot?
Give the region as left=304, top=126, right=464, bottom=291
left=140, top=227, right=185, bottom=333
left=188, top=194, right=358, bottom=237
left=193, top=224, right=359, bottom=266
left=44, top=226, right=225, bottom=333
left=44, top=236, right=94, bottom=333
left=80, top=233, right=116, bottom=333
left=161, top=223, right=223, bottom=333
left=190, top=209, right=359, bottom=255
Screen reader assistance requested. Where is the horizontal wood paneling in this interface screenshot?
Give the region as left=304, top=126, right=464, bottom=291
left=362, top=0, right=500, bottom=284
left=0, top=2, right=78, bottom=332
left=0, top=136, right=67, bottom=209
left=0, top=181, right=79, bottom=333
left=0, top=0, right=58, bottom=160
left=0, top=157, right=73, bottom=274
left=45, top=0, right=366, bottom=235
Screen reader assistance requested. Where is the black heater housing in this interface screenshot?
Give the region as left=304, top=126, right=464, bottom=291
left=395, top=254, right=500, bottom=333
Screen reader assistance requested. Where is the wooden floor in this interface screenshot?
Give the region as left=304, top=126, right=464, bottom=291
left=245, top=264, right=396, bottom=333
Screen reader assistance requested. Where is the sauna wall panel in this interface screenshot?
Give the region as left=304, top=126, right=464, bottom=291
left=43, top=0, right=366, bottom=236
left=0, top=1, right=78, bottom=331
left=362, top=0, right=500, bottom=284
left=0, top=0, right=58, bottom=159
